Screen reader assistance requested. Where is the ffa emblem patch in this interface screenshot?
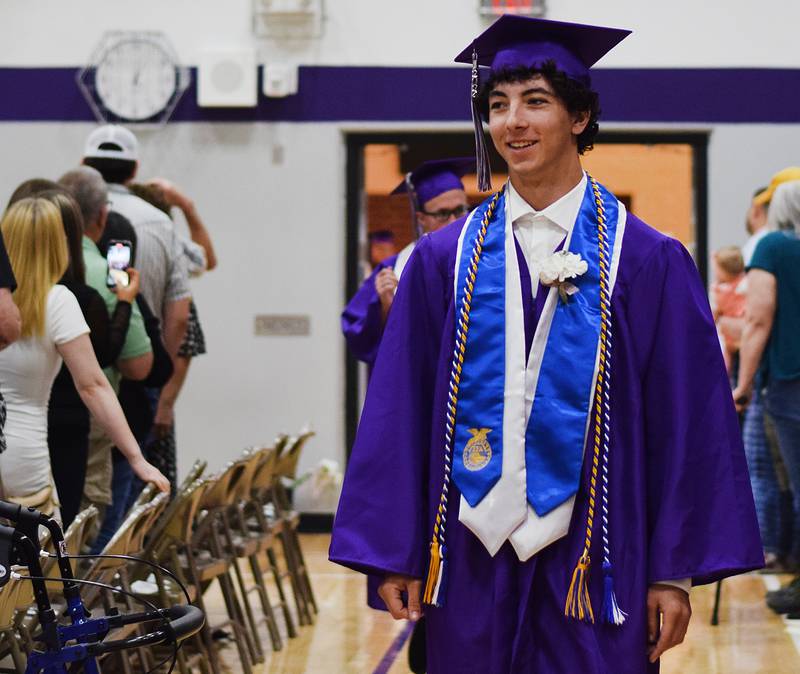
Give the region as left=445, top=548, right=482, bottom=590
left=463, top=428, right=492, bottom=471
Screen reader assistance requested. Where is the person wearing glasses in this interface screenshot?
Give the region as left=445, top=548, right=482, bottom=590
left=341, top=158, right=474, bottom=367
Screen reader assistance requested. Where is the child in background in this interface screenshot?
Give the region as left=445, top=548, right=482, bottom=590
left=711, top=245, right=747, bottom=373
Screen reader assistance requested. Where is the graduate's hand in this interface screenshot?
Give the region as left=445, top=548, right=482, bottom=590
left=647, top=584, right=691, bottom=663
left=375, top=269, right=399, bottom=307
left=378, top=574, right=423, bottom=622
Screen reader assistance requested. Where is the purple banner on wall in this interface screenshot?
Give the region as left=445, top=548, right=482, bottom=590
left=0, top=66, right=797, bottom=124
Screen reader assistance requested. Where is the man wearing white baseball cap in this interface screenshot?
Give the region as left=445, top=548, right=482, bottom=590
left=81, top=124, right=205, bottom=498
left=83, top=124, right=140, bottom=163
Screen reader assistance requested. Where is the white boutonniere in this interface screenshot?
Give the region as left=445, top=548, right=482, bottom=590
left=539, top=251, right=589, bottom=303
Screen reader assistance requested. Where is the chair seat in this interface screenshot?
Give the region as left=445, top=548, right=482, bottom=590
left=178, top=550, right=230, bottom=582
left=248, top=516, right=284, bottom=536
left=131, top=575, right=198, bottom=603
left=230, top=535, right=261, bottom=558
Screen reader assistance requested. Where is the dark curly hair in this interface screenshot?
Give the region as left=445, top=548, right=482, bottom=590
left=478, top=61, right=601, bottom=154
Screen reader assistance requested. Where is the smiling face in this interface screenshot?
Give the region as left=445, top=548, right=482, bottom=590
left=487, top=75, right=588, bottom=185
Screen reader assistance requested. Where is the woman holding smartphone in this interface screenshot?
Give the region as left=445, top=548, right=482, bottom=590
left=0, top=197, right=168, bottom=517
left=48, top=191, right=145, bottom=526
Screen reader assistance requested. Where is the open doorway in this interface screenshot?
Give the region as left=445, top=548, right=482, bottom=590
left=343, top=130, right=709, bottom=454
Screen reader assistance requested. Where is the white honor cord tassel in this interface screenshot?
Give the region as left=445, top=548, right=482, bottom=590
left=599, top=198, right=627, bottom=626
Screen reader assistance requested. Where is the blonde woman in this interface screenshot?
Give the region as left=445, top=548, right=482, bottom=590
left=0, top=197, right=168, bottom=512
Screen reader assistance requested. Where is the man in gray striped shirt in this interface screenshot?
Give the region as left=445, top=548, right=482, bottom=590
left=82, top=125, right=196, bottom=356
left=81, top=125, right=205, bottom=500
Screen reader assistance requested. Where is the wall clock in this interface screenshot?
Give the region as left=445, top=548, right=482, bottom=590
left=78, top=31, right=190, bottom=125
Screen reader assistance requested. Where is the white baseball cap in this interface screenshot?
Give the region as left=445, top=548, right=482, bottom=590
left=83, top=125, right=139, bottom=161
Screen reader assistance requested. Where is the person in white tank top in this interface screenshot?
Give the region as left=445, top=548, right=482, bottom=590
left=0, top=197, right=169, bottom=510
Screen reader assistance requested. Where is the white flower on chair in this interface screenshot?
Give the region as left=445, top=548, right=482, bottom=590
left=310, top=459, right=344, bottom=501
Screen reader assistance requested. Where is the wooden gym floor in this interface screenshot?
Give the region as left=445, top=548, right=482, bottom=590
left=202, top=535, right=800, bottom=674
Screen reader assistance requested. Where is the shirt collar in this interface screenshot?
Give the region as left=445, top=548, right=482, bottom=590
left=507, top=172, right=588, bottom=233
left=107, top=183, right=131, bottom=195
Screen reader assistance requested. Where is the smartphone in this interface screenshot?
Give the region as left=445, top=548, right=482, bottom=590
left=106, top=239, right=132, bottom=288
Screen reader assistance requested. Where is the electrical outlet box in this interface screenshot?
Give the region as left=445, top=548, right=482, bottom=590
left=262, top=63, right=299, bottom=98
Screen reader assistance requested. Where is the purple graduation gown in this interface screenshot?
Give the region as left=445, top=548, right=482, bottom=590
left=330, top=212, right=763, bottom=673
left=341, top=254, right=399, bottom=366
left=341, top=254, right=400, bottom=608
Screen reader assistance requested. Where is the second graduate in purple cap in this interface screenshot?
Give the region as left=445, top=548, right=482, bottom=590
left=340, top=157, right=474, bottom=366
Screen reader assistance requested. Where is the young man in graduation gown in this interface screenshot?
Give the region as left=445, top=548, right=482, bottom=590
left=341, top=159, right=473, bottom=366
left=331, top=15, right=762, bottom=674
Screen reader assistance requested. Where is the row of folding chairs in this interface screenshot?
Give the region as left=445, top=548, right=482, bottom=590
left=0, top=430, right=318, bottom=674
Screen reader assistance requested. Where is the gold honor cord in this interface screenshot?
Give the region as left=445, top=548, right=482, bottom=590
left=423, top=188, right=504, bottom=607
left=564, top=176, right=616, bottom=623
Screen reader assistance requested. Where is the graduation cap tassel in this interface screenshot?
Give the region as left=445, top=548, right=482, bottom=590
left=404, top=172, right=423, bottom=240
left=470, top=49, right=492, bottom=192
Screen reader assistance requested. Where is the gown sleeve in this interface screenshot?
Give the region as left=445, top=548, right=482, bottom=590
left=330, top=239, right=445, bottom=579
left=340, top=256, right=398, bottom=366
left=634, top=238, right=763, bottom=585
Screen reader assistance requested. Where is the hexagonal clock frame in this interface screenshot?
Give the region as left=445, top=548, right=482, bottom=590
left=77, top=31, right=191, bottom=127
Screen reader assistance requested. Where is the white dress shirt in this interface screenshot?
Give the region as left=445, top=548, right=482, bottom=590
left=508, top=174, right=586, bottom=292
left=505, top=176, right=691, bottom=595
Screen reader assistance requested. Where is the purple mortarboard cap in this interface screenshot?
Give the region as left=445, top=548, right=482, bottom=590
left=391, top=157, right=475, bottom=208
left=454, top=15, right=631, bottom=190
left=455, top=15, right=631, bottom=85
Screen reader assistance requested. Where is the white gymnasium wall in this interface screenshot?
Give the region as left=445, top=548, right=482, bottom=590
left=0, top=120, right=349, bottom=512
left=2, top=0, right=800, bottom=67
left=0, top=1, right=797, bottom=512
left=710, top=125, right=800, bottom=247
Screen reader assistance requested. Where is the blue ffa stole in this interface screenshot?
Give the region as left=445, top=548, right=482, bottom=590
left=451, top=181, right=620, bottom=515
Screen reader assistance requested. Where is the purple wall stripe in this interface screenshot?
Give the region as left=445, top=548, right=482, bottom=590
left=0, top=66, right=797, bottom=123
